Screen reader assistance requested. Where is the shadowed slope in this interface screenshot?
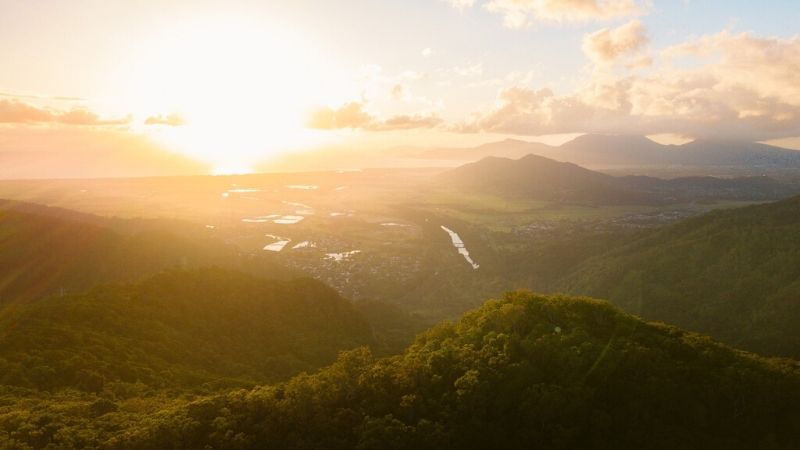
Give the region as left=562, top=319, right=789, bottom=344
left=558, top=195, right=800, bottom=357
left=0, top=268, right=376, bottom=392
left=118, top=291, right=800, bottom=450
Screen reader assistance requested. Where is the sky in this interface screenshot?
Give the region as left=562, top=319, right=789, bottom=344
left=1, top=0, right=800, bottom=176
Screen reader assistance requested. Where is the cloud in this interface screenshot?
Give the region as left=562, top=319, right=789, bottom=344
left=582, top=19, right=648, bottom=63
left=625, top=55, right=653, bottom=70
left=442, top=0, right=476, bottom=11
left=307, top=102, right=374, bottom=130
left=662, top=31, right=800, bottom=107
left=307, top=101, right=442, bottom=132
left=0, top=127, right=209, bottom=179
left=0, top=99, right=130, bottom=126
left=144, top=113, right=186, bottom=126
left=366, top=114, right=444, bottom=131
left=480, top=0, right=645, bottom=28
left=455, top=31, right=800, bottom=141
left=422, top=47, right=434, bottom=58
left=435, top=63, right=484, bottom=82
left=58, top=109, right=131, bottom=126
left=391, top=84, right=405, bottom=100
left=453, top=87, right=596, bottom=134
left=0, top=99, right=54, bottom=123
left=0, top=92, right=85, bottom=102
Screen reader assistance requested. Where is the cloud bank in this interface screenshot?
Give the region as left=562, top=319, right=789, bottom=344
left=307, top=102, right=442, bottom=132
left=0, top=99, right=130, bottom=126
left=447, top=0, right=645, bottom=27
left=582, top=19, right=648, bottom=63
left=455, top=31, right=800, bottom=141
left=144, top=113, right=186, bottom=126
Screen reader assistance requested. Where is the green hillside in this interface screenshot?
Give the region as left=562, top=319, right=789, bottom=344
left=440, top=154, right=652, bottom=204
left=1, top=199, right=800, bottom=449
left=558, top=195, right=800, bottom=357
left=440, top=154, right=794, bottom=205
left=0, top=200, right=295, bottom=302
left=26, top=291, right=792, bottom=450
left=0, top=268, right=376, bottom=392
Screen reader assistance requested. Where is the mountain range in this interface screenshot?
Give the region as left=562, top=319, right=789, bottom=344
left=441, top=153, right=796, bottom=204
left=422, top=134, right=800, bottom=173
left=4, top=133, right=800, bottom=180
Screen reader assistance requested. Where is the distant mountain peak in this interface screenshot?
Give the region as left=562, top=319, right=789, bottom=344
left=477, top=137, right=538, bottom=148
left=422, top=133, right=800, bottom=170
left=565, top=133, right=658, bottom=146
left=441, top=151, right=795, bottom=205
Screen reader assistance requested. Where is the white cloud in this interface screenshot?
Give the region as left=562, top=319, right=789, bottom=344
left=442, top=0, right=477, bottom=11
left=144, top=113, right=186, bottom=126
left=391, top=84, right=406, bottom=100
left=0, top=99, right=130, bottom=126
left=454, top=31, right=800, bottom=141
left=307, top=101, right=443, bottom=131
left=582, top=20, right=648, bottom=63
left=481, top=0, right=646, bottom=28
left=307, top=102, right=374, bottom=130
left=367, top=114, right=444, bottom=131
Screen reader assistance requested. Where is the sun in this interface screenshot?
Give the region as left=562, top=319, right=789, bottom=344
left=122, top=16, right=342, bottom=173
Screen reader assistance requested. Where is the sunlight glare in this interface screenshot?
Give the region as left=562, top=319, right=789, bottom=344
left=124, top=17, right=343, bottom=173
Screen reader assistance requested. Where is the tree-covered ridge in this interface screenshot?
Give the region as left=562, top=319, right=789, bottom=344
left=116, top=292, right=800, bottom=450
left=440, top=154, right=652, bottom=204
left=0, top=200, right=296, bottom=303
left=440, top=153, right=795, bottom=205
left=558, top=195, right=800, bottom=357
left=0, top=268, right=376, bottom=392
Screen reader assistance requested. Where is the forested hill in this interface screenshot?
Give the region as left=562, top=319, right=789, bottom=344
left=422, top=134, right=800, bottom=171
left=0, top=268, right=376, bottom=392
left=0, top=200, right=295, bottom=302
left=440, top=154, right=794, bottom=204
left=558, top=195, right=800, bottom=357
left=115, top=292, right=800, bottom=450
left=439, top=153, right=651, bottom=204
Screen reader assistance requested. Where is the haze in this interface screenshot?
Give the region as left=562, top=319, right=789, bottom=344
left=2, top=0, right=800, bottom=178
left=2, top=1, right=800, bottom=448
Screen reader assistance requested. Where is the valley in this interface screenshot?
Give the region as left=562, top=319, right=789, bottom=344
left=1, top=150, right=800, bottom=448
left=5, top=2, right=800, bottom=447
left=1, top=151, right=795, bottom=344
left=0, top=160, right=779, bottom=319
